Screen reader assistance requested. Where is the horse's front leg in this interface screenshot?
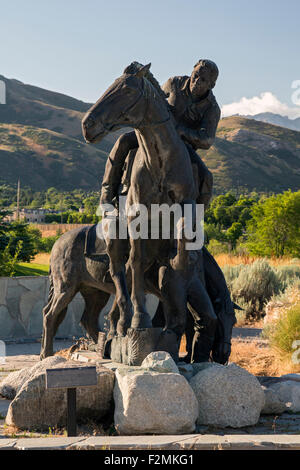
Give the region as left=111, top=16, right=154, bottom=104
left=129, top=237, right=152, bottom=328
left=106, top=236, right=133, bottom=336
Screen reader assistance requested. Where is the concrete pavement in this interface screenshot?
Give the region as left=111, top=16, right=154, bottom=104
left=1, top=434, right=300, bottom=450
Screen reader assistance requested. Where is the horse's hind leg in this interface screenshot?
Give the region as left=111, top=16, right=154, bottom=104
left=107, top=296, right=124, bottom=340
left=40, top=289, right=77, bottom=360
left=80, top=288, right=110, bottom=343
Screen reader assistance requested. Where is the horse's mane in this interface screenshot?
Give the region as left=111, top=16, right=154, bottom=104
left=123, top=62, right=168, bottom=104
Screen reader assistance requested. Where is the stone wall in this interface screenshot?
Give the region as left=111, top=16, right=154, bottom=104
left=0, top=276, right=86, bottom=341
left=0, top=276, right=159, bottom=341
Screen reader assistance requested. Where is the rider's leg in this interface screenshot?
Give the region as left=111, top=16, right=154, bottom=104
left=186, top=144, right=213, bottom=210
left=100, top=131, right=138, bottom=206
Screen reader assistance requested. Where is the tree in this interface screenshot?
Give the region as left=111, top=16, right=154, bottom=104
left=226, top=222, right=243, bottom=250
left=83, top=195, right=99, bottom=215
left=6, top=221, right=37, bottom=262
left=0, top=209, right=23, bottom=276
left=245, top=190, right=300, bottom=257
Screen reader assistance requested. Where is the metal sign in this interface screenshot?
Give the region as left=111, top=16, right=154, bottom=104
left=46, top=366, right=97, bottom=389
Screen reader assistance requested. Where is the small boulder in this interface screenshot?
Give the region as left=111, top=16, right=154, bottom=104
left=114, top=368, right=198, bottom=435
left=261, top=386, right=287, bottom=415
left=0, top=356, right=67, bottom=399
left=141, top=351, right=179, bottom=374
left=268, top=380, right=300, bottom=413
left=6, top=361, right=115, bottom=430
left=189, top=363, right=265, bottom=428
left=192, top=362, right=215, bottom=376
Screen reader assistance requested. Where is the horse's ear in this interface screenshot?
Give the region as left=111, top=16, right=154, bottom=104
left=135, top=63, right=151, bottom=77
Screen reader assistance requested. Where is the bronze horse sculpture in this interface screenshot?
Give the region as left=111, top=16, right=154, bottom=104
left=82, top=62, right=202, bottom=340
left=40, top=62, right=236, bottom=362
left=39, top=223, right=235, bottom=362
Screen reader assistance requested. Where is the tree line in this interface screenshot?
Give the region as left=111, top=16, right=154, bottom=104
left=0, top=188, right=299, bottom=276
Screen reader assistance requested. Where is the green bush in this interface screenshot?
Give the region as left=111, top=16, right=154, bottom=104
left=39, top=235, right=60, bottom=253
left=230, top=259, right=282, bottom=319
left=222, top=264, right=243, bottom=290
left=264, top=302, right=300, bottom=359
left=275, top=266, right=300, bottom=291
left=0, top=240, right=23, bottom=277
left=206, top=239, right=231, bottom=256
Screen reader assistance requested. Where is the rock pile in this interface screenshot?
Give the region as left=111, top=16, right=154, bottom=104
left=1, top=351, right=299, bottom=434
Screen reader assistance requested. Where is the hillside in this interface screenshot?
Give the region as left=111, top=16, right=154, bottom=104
left=243, top=112, right=300, bottom=132
left=201, top=116, right=300, bottom=194
left=0, top=74, right=299, bottom=193
left=0, top=74, right=122, bottom=190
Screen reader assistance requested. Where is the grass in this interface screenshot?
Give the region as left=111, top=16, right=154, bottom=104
left=33, top=253, right=51, bottom=265
left=215, top=253, right=300, bottom=268
left=180, top=334, right=300, bottom=376
left=14, top=262, right=49, bottom=276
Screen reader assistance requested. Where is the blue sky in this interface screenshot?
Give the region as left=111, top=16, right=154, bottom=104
left=1, top=0, right=300, bottom=116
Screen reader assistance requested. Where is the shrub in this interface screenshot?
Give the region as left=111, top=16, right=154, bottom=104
left=275, top=265, right=300, bottom=291
left=39, top=235, right=60, bottom=253
left=206, top=239, right=231, bottom=256
left=0, top=240, right=23, bottom=277
left=264, top=302, right=300, bottom=362
left=222, top=264, right=243, bottom=290
left=230, top=259, right=282, bottom=319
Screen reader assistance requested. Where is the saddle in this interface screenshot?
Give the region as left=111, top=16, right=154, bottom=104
left=84, top=224, right=108, bottom=261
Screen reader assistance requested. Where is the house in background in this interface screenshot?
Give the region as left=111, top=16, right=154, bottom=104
left=4, top=208, right=60, bottom=223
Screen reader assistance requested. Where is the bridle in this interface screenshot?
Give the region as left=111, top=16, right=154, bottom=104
left=90, top=76, right=171, bottom=133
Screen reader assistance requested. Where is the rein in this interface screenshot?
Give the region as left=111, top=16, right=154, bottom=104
left=137, top=78, right=171, bottom=128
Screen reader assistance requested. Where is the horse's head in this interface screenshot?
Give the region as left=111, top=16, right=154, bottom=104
left=82, top=63, right=151, bottom=144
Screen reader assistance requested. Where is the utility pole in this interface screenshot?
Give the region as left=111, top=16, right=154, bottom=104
left=60, top=194, right=63, bottom=224
left=16, top=179, right=20, bottom=220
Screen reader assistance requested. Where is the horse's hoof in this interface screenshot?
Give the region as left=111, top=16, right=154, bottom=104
left=104, top=339, right=112, bottom=359
left=131, top=312, right=152, bottom=329
left=40, top=350, right=53, bottom=360
left=116, top=320, right=130, bottom=337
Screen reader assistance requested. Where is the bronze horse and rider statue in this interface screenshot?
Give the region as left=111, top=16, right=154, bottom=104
left=40, top=60, right=239, bottom=365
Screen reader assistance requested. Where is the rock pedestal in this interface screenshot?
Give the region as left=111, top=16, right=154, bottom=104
left=4, top=360, right=115, bottom=431
left=189, top=363, right=265, bottom=428
left=110, top=328, right=179, bottom=366
left=114, top=367, right=198, bottom=435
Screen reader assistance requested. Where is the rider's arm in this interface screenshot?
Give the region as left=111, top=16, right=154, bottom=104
left=177, top=104, right=221, bottom=150
left=161, top=77, right=177, bottom=111
left=100, top=131, right=138, bottom=206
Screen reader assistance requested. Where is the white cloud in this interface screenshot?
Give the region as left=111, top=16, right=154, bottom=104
left=221, top=92, right=300, bottom=119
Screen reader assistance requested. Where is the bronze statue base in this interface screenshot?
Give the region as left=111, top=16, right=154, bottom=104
left=109, top=328, right=179, bottom=366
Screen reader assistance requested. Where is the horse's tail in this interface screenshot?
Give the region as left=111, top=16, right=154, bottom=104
left=43, top=265, right=55, bottom=314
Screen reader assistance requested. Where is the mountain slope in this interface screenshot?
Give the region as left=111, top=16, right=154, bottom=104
left=201, top=116, right=300, bottom=193
left=0, top=74, right=123, bottom=190
left=0, top=123, right=109, bottom=190
left=0, top=75, right=299, bottom=193
left=243, top=112, right=300, bottom=132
